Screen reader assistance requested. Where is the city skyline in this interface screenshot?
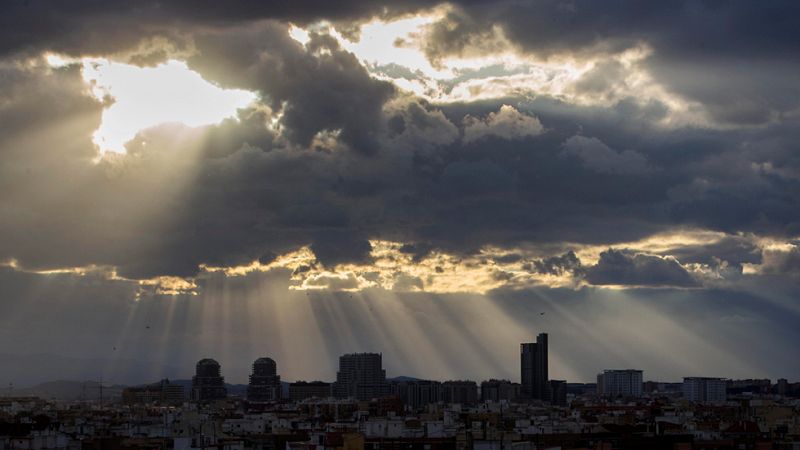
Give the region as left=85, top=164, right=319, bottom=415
left=1, top=1, right=799, bottom=390
left=5, top=338, right=797, bottom=391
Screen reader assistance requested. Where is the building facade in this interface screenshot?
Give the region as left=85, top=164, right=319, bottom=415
left=122, top=379, right=184, bottom=404
left=332, top=353, right=392, bottom=400
left=597, top=369, right=643, bottom=398
left=480, top=379, right=520, bottom=403
left=397, top=380, right=442, bottom=409
left=289, top=381, right=331, bottom=401
left=549, top=380, right=567, bottom=407
left=191, top=358, right=227, bottom=402
left=520, top=333, right=549, bottom=400
left=683, top=377, right=727, bottom=403
left=247, top=357, right=282, bottom=402
left=442, top=381, right=479, bottom=404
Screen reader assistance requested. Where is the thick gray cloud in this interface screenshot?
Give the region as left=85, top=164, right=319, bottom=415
left=528, top=251, right=584, bottom=277
left=0, top=0, right=441, bottom=58
left=419, top=1, right=800, bottom=126
left=526, top=249, right=703, bottom=289
left=759, top=244, right=800, bottom=278
left=1, top=52, right=798, bottom=281
left=585, top=249, right=698, bottom=288
left=0, top=1, right=798, bottom=384
left=310, top=232, right=374, bottom=267
left=0, top=9, right=797, bottom=279
left=188, top=24, right=396, bottom=153
left=561, top=135, right=650, bottom=175
left=669, top=236, right=763, bottom=271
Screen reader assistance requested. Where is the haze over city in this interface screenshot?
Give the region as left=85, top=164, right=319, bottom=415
left=1, top=0, right=799, bottom=389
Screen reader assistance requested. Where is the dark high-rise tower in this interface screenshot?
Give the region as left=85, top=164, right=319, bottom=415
left=191, top=358, right=227, bottom=402
left=520, top=333, right=549, bottom=400
left=332, top=352, right=392, bottom=400
left=247, top=357, right=282, bottom=402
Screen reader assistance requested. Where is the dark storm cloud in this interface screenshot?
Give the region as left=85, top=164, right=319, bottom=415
left=0, top=1, right=798, bottom=286
left=760, top=244, right=800, bottom=278
left=422, top=1, right=800, bottom=126
left=399, top=243, right=436, bottom=262
left=310, top=232, right=373, bottom=267
left=1, top=58, right=798, bottom=282
left=187, top=24, right=395, bottom=153
left=129, top=90, right=798, bottom=277
left=584, top=249, right=699, bottom=288
left=525, top=249, right=704, bottom=288
left=490, top=1, right=800, bottom=61
left=1, top=0, right=798, bottom=390
left=0, top=0, right=442, bottom=58
left=3, top=0, right=798, bottom=130
left=669, top=236, right=763, bottom=268
left=527, top=251, right=584, bottom=277
left=561, top=135, right=650, bottom=175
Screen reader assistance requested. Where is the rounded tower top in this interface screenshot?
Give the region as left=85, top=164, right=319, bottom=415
left=197, top=358, right=220, bottom=367
left=252, top=357, right=277, bottom=376
left=195, top=358, right=223, bottom=378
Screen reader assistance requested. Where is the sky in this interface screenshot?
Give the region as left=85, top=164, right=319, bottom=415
left=0, top=0, right=798, bottom=387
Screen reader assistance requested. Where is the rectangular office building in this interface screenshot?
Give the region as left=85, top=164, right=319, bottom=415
left=597, top=369, right=643, bottom=398
left=683, top=377, right=727, bottom=403
left=520, top=333, right=549, bottom=400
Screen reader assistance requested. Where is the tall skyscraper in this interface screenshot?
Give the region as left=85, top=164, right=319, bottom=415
left=520, top=333, right=549, bottom=400
left=332, top=352, right=392, bottom=400
left=191, top=359, right=227, bottom=402
left=597, top=369, right=643, bottom=398
left=247, top=357, right=282, bottom=402
left=683, top=377, right=726, bottom=403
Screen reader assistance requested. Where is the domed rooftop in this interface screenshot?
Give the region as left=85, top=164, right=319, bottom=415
left=254, top=357, right=276, bottom=365
left=197, top=358, right=220, bottom=366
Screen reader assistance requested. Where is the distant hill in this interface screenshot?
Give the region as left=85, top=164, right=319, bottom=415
left=389, top=376, right=422, bottom=382
left=1, top=379, right=251, bottom=403
left=0, top=375, right=424, bottom=402
left=0, top=353, right=184, bottom=387
left=0, top=380, right=126, bottom=402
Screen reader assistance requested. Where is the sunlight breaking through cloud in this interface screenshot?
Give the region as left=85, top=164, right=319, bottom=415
left=76, top=58, right=257, bottom=154
left=283, top=14, right=714, bottom=127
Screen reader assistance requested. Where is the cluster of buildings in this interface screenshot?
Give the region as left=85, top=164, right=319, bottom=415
left=1, top=334, right=799, bottom=449
left=124, top=335, right=796, bottom=412
left=2, top=382, right=799, bottom=449
left=180, top=333, right=738, bottom=407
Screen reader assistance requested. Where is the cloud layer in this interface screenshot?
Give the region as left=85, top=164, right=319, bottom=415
left=0, top=0, right=798, bottom=381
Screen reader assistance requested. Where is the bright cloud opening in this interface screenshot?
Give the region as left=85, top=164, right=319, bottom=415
left=285, top=15, right=705, bottom=126
left=79, top=59, right=257, bottom=154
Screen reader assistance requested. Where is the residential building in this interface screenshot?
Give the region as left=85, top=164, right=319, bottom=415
left=442, top=380, right=478, bottom=404
left=597, top=369, right=643, bottom=398
left=289, top=381, right=331, bottom=401
left=397, top=380, right=442, bottom=409
left=332, top=353, right=392, bottom=400
left=191, top=358, right=227, bottom=401
left=247, top=357, right=282, bottom=402
left=683, top=377, right=726, bottom=403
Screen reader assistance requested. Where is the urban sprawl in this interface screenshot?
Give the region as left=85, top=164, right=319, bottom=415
left=2, top=334, right=799, bottom=449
